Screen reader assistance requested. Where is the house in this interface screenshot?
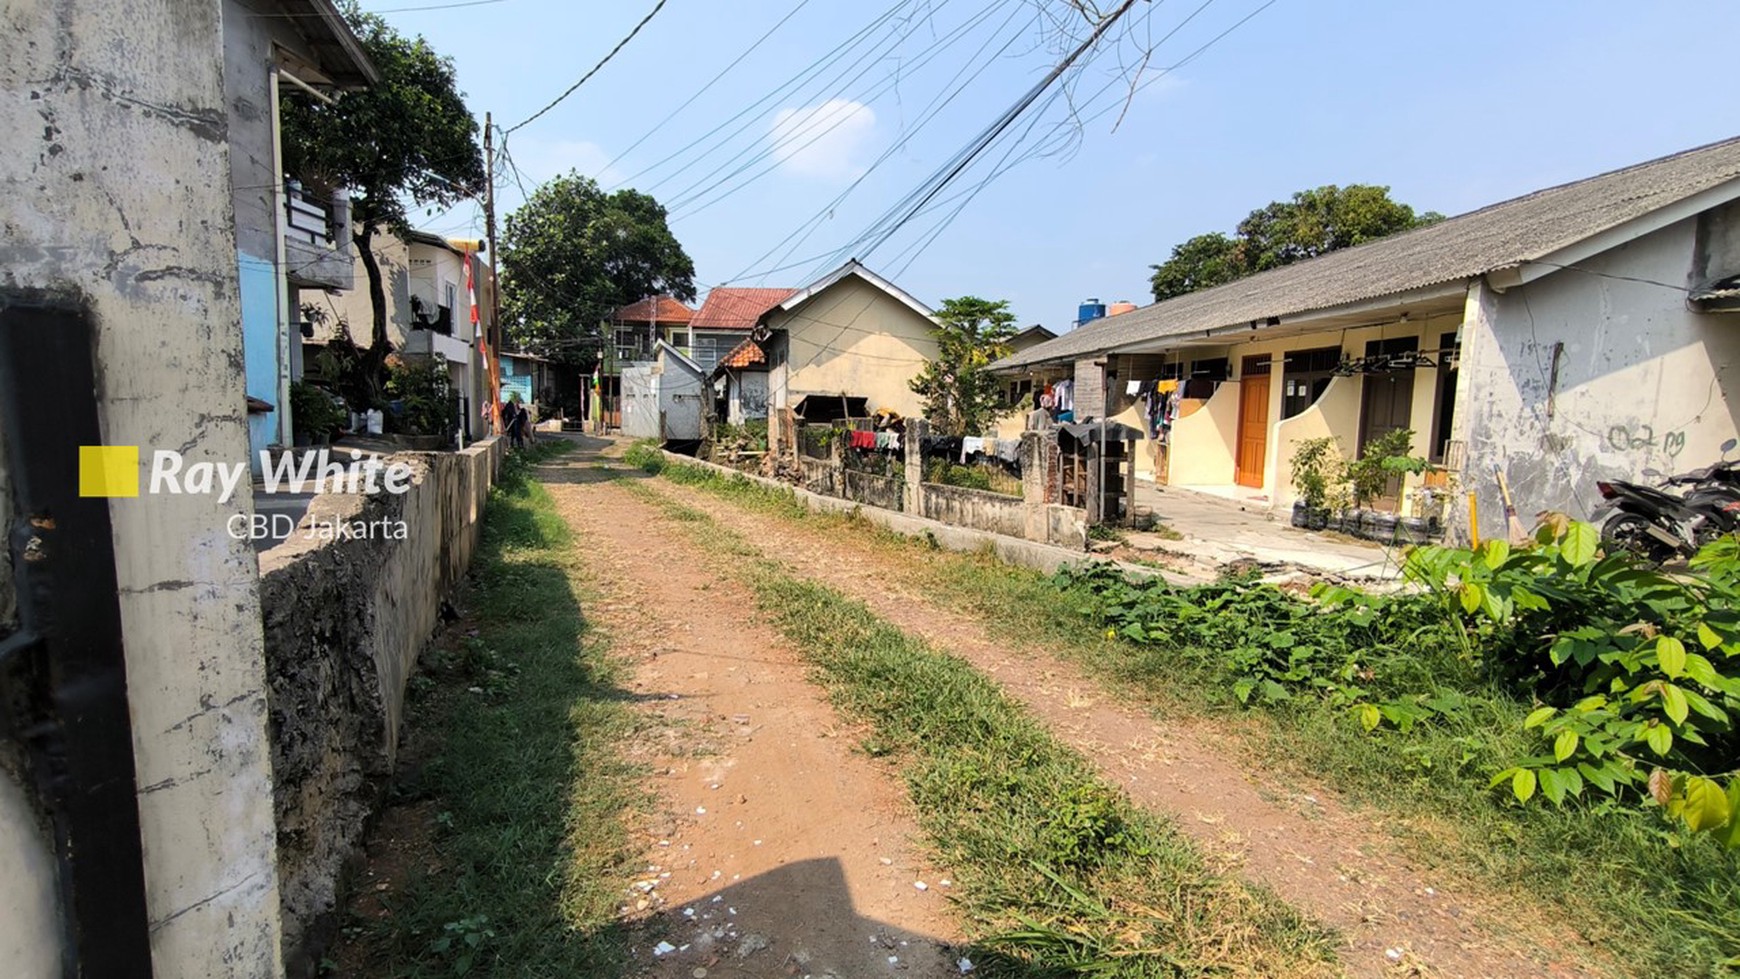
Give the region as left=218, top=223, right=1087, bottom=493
left=712, top=336, right=771, bottom=426
left=621, top=342, right=709, bottom=443
left=1002, top=324, right=1059, bottom=410
left=223, top=0, right=377, bottom=462
left=995, top=135, right=1740, bottom=542
left=499, top=350, right=555, bottom=410
left=598, top=295, right=697, bottom=430
left=317, top=228, right=494, bottom=440
left=760, top=261, right=941, bottom=450
left=688, top=286, right=798, bottom=372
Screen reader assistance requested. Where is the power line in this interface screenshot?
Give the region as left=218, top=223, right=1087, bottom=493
left=594, top=0, right=821, bottom=180
left=505, top=0, right=670, bottom=135
left=664, top=0, right=1006, bottom=219
left=605, top=0, right=923, bottom=193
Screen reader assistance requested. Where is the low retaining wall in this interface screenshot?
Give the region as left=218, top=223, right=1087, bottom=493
left=259, top=437, right=504, bottom=977
left=920, top=482, right=1025, bottom=538
left=664, top=450, right=1123, bottom=580
left=843, top=468, right=903, bottom=511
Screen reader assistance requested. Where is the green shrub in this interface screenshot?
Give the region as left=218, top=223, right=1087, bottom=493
left=385, top=356, right=457, bottom=441
left=288, top=380, right=345, bottom=443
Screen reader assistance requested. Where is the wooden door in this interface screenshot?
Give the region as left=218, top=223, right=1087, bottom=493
left=1235, top=357, right=1271, bottom=488
left=1358, top=337, right=1419, bottom=508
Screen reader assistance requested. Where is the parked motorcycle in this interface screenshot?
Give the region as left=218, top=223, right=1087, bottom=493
left=1596, top=440, right=1740, bottom=562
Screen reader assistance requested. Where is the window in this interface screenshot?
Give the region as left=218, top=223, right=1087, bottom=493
left=1191, top=357, right=1229, bottom=381
left=1280, top=346, right=1341, bottom=419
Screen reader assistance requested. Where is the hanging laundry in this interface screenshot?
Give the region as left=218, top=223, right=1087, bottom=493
left=995, top=439, right=1020, bottom=464
left=1125, top=380, right=1142, bottom=396
left=959, top=436, right=986, bottom=462
left=1157, top=379, right=1180, bottom=394
left=849, top=429, right=876, bottom=450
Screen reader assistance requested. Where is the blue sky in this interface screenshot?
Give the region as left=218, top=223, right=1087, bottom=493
left=375, top=0, right=1740, bottom=330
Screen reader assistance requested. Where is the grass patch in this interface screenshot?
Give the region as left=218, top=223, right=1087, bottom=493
left=340, top=439, right=649, bottom=977
left=648, top=459, right=1740, bottom=976
left=617, top=476, right=1338, bottom=977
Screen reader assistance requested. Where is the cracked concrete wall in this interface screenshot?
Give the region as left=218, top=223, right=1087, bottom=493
left=258, top=439, right=502, bottom=977
left=1456, top=216, right=1740, bottom=541
left=1, top=1, right=285, bottom=976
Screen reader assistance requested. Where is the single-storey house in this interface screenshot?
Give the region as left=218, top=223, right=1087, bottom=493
left=621, top=342, right=708, bottom=443
left=712, top=336, right=771, bottom=426
left=761, top=260, right=941, bottom=449
left=995, top=135, right=1740, bottom=542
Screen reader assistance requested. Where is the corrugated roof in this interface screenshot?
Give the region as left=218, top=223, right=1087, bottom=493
left=691, top=287, right=796, bottom=330
left=999, top=134, right=1740, bottom=370
left=612, top=295, right=695, bottom=324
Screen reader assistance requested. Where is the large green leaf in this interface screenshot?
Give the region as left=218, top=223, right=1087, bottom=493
left=1659, top=684, right=1690, bottom=726
left=1553, top=729, right=1580, bottom=762
left=1645, top=723, right=1674, bottom=757
left=1681, top=776, right=1732, bottom=833
left=1524, top=706, right=1557, bottom=729
left=1562, top=521, right=1600, bottom=565
left=1513, top=768, right=1538, bottom=803
left=1658, top=636, right=1688, bottom=679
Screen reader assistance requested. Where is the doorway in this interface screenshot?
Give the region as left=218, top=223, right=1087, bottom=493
left=1358, top=336, right=1419, bottom=509
left=1236, top=355, right=1271, bottom=488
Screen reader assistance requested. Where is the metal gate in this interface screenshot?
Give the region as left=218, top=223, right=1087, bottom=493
left=0, top=295, right=155, bottom=977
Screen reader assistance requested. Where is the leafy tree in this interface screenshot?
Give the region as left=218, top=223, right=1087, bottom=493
left=1150, top=185, right=1444, bottom=301
left=499, top=173, right=695, bottom=363
left=910, top=296, right=1018, bottom=436
left=279, top=6, right=484, bottom=368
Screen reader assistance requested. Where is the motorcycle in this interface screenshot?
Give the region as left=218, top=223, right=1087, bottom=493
left=1595, top=440, right=1740, bottom=562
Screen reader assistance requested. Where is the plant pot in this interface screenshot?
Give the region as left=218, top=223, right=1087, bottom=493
left=1306, top=507, right=1330, bottom=531
left=1290, top=501, right=1310, bottom=528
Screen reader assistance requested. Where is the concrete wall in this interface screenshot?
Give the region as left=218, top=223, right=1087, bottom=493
left=768, top=274, right=939, bottom=424
left=842, top=469, right=904, bottom=511
left=1272, top=374, right=1360, bottom=509
left=1169, top=384, right=1241, bottom=485
left=258, top=438, right=503, bottom=975
left=1457, top=216, right=1740, bottom=539
left=2, top=0, right=286, bottom=973
left=920, top=482, right=1028, bottom=538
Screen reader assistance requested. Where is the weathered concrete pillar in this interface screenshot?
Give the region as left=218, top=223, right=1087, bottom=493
left=1020, top=431, right=1047, bottom=542
left=903, top=419, right=927, bottom=513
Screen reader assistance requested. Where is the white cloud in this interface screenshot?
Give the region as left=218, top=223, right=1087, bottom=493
left=769, top=99, right=878, bottom=181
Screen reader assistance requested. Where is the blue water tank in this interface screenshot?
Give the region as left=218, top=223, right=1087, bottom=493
left=1077, top=298, right=1106, bottom=325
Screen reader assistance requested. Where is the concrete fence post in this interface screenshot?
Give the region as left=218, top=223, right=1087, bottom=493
left=1020, top=431, right=1047, bottom=542
left=904, top=418, right=927, bottom=513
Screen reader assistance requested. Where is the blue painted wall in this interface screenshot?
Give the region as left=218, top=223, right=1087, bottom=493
left=239, top=254, right=280, bottom=468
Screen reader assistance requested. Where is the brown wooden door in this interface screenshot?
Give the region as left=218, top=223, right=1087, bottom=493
left=1235, top=357, right=1271, bottom=488
left=1358, top=337, right=1419, bottom=508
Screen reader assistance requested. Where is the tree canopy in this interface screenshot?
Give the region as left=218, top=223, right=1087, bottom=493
left=280, top=6, right=484, bottom=358
left=1149, top=185, right=1443, bottom=302
left=910, top=296, right=1019, bottom=436
left=499, top=173, right=695, bottom=363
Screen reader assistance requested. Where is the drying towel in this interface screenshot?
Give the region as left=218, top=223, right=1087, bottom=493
left=849, top=429, right=876, bottom=450
left=960, top=436, right=986, bottom=462
left=1125, top=380, right=1142, bottom=395
left=996, top=439, right=1020, bottom=464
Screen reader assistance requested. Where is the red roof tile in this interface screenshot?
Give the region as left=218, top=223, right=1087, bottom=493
left=717, top=338, right=766, bottom=369
left=612, top=295, right=694, bottom=324
left=690, top=287, right=796, bottom=330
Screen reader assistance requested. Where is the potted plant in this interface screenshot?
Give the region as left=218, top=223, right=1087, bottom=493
left=1288, top=436, right=1345, bottom=530
left=384, top=355, right=458, bottom=450
left=289, top=380, right=344, bottom=447
left=1346, top=428, right=1426, bottom=539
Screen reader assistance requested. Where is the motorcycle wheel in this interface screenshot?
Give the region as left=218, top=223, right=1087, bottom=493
left=1602, top=513, right=1676, bottom=564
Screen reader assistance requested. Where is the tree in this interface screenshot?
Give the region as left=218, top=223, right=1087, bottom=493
left=1149, top=185, right=1443, bottom=301
left=499, top=173, right=695, bottom=362
left=910, top=296, right=1019, bottom=436
left=280, top=6, right=484, bottom=370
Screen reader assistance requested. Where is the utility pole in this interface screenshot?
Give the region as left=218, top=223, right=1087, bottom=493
left=483, top=112, right=504, bottom=434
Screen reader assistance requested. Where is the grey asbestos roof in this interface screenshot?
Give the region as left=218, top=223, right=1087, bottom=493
left=998, top=135, right=1740, bottom=370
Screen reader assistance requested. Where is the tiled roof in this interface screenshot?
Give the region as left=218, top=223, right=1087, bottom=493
left=691, top=287, right=796, bottom=330
left=612, top=295, right=694, bottom=324
left=998, top=134, right=1740, bottom=370
left=716, top=338, right=767, bottom=370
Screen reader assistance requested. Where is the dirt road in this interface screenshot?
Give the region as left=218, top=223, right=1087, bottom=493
left=539, top=455, right=962, bottom=978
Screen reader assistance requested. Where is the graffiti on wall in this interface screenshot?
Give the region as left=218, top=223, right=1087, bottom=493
left=1607, top=423, right=1687, bottom=459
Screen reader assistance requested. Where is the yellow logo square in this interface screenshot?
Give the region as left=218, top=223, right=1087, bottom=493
left=79, top=445, right=140, bottom=498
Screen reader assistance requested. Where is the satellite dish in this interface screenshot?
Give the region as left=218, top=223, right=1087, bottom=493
left=751, top=325, right=771, bottom=343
